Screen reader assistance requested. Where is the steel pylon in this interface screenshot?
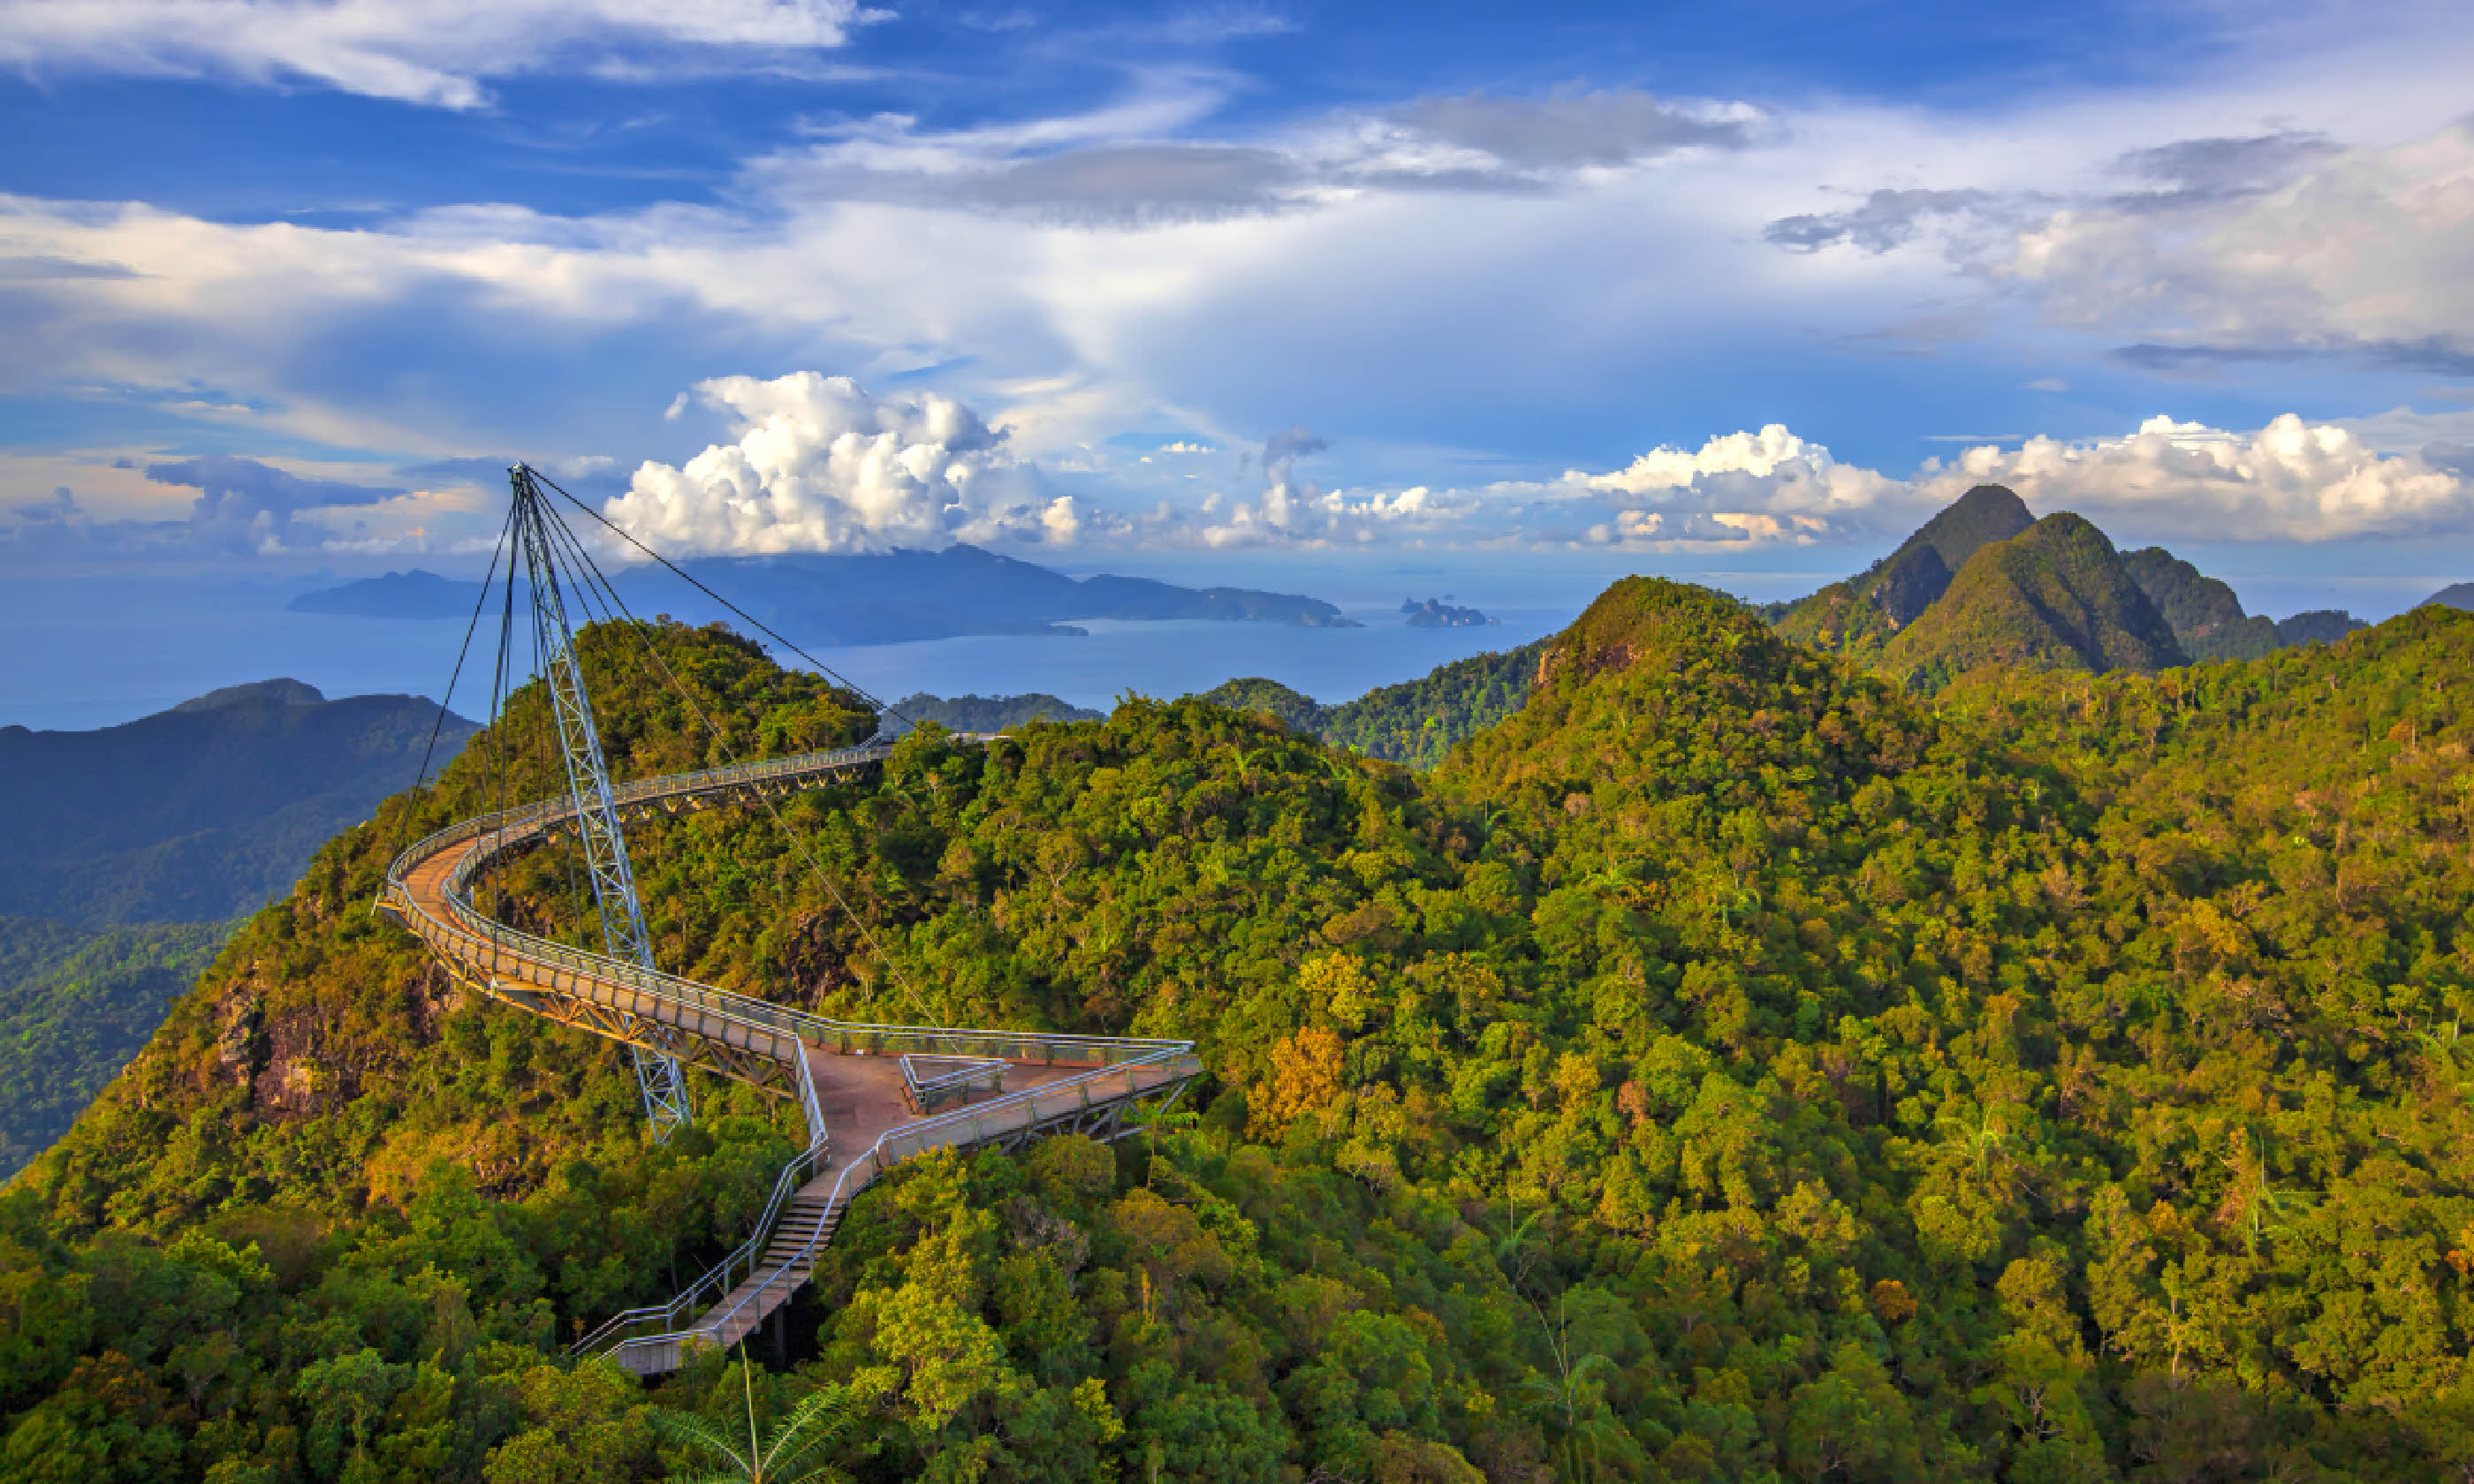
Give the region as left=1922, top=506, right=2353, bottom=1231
left=509, top=465, right=693, bottom=1140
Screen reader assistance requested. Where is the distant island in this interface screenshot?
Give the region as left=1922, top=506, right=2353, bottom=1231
left=1401, top=596, right=1491, bottom=627
left=2425, top=581, right=2474, bottom=612
left=289, top=545, right=1360, bottom=645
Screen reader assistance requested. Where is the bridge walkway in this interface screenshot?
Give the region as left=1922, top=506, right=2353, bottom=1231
left=378, top=735, right=1200, bottom=1374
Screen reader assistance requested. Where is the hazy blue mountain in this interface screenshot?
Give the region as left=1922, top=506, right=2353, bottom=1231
left=881, top=693, right=1106, bottom=733
left=2424, top=581, right=2474, bottom=612
left=287, top=569, right=480, bottom=619
left=0, top=681, right=474, bottom=924
left=2278, top=610, right=2370, bottom=645
left=289, top=545, right=1358, bottom=644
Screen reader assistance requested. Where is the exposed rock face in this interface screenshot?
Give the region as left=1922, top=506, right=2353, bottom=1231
left=213, top=980, right=266, bottom=1092
left=1870, top=545, right=1953, bottom=628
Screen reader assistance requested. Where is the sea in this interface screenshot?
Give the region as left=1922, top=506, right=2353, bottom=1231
left=2, top=543, right=2447, bottom=733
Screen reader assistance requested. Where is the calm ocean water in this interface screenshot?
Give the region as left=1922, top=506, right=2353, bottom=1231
left=0, top=573, right=1571, bottom=732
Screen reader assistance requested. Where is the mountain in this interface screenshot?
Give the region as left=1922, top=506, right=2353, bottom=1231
left=1772, top=482, right=2035, bottom=656
left=289, top=546, right=1359, bottom=643
left=879, top=692, right=1104, bottom=733
left=1878, top=512, right=2187, bottom=686
left=1203, top=638, right=1547, bottom=769
left=15, top=597, right=2474, bottom=1480
left=2424, top=580, right=2474, bottom=611
left=286, top=569, right=479, bottom=619
left=2278, top=609, right=2369, bottom=645
left=0, top=680, right=474, bottom=924
left=0, top=917, right=224, bottom=1179
left=2120, top=546, right=2283, bottom=661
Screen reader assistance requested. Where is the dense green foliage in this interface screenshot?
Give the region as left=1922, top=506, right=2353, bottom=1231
left=0, top=683, right=474, bottom=926
left=7, top=587, right=2474, bottom=1482
left=1879, top=514, right=2186, bottom=688
left=1203, top=640, right=1546, bottom=770
left=883, top=693, right=1105, bottom=735
left=0, top=918, right=227, bottom=1179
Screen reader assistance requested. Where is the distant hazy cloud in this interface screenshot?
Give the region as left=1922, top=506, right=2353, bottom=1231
left=603, top=372, right=1077, bottom=556
left=753, top=81, right=1757, bottom=225
left=1763, top=189, right=1988, bottom=254
left=2010, top=124, right=2474, bottom=371
left=0, top=0, right=875, bottom=108
left=145, top=454, right=405, bottom=551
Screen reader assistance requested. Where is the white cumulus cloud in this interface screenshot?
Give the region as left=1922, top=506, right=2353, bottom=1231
left=1917, top=414, right=2474, bottom=541
left=603, top=372, right=1073, bottom=556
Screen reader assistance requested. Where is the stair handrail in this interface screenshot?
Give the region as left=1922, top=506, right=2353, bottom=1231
left=568, top=1129, right=832, bottom=1357
left=595, top=1043, right=1200, bottom=1365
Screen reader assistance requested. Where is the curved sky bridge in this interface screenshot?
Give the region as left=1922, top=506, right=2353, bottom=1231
left=376, top=471, right=1201, bottom=1376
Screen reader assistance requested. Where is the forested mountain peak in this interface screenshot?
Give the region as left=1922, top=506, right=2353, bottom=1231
left=1535, top=576, right=1781, bottom=692
left=1772, top=484, right=2034, bottom=655
left=1903, top=481, right=2036, bottom=573
left=1878, top=511, right=2187, bottom=688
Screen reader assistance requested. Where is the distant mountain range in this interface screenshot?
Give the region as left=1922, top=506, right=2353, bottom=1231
left=0, top=678, right=474, bottom=925
left=291, top=544, right=1358, bottom=644
left=1764, top=483, right=2442, bottom=689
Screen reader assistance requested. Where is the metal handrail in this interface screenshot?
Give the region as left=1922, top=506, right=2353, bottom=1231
left=569, top=1132, right=832, bottom=1355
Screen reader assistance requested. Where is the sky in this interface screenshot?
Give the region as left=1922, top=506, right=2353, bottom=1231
left=4, top=0, right=2474, bottom=627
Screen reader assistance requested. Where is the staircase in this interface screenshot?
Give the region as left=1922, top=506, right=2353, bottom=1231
left=679, top=1169, right=866, bottom=1359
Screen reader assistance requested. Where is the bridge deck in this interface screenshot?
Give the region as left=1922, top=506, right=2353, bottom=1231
left=378, top=736, right=1200, bottom=1374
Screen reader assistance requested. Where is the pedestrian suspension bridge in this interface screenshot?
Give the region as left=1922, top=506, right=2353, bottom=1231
left=376, top=467, right=1199, bottom=1376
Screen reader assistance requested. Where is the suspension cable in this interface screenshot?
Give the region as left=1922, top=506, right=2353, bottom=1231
left=522, top=467, right=916, bottom=730
left=519, top=469, right=939, bottom=1025
left=408, top=500, right=515, bottom=797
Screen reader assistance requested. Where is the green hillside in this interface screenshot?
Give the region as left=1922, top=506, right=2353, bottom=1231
left=0, top=919, right=227, bottom=1180
left=1879, top=512, right=2187, bottom=687
left=1772, top=483, right=2034, bottom=658
left=1204, top=639, right=1547, bottom=769
left=7, top=595, right=2474, bottom=1481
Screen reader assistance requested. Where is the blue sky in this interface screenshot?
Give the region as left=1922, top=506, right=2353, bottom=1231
left=3, top=0, right=2472, bottom=617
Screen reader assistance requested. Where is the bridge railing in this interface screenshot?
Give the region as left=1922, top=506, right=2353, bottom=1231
left=381, top=730, right=1202, bottom=1371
